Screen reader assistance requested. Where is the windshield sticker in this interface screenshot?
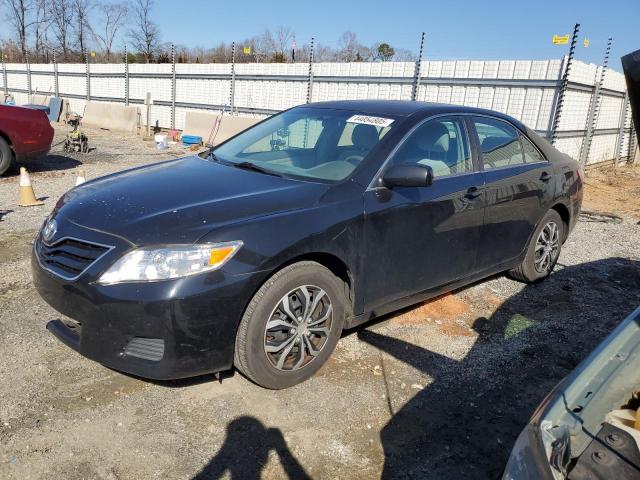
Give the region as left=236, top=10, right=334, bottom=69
left=346, top=115, right=394, bottom=128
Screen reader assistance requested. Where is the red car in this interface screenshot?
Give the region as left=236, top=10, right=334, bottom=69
left=0, top=104, right=54, bottom=175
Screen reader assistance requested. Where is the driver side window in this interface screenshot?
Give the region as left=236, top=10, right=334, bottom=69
left=389, top=117, right=471, bottom=178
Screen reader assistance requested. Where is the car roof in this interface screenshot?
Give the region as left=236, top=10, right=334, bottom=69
left=304, top=100, right=525, bottom=128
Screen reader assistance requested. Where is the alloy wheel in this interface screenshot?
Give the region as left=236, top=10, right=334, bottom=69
left=534, top=221, right=560, bottom=273
left=264, top=285, right=333, bottom=371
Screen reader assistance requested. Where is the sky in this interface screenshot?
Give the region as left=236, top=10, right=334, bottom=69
left=2, top=0, right=637, bottom=70
left=152, top=0, right=637, bottom=70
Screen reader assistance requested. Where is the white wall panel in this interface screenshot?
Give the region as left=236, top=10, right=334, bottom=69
left=1, top=58, right=629, bottom=165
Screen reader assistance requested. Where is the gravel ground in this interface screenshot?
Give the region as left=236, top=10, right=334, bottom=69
left=1, top=125, right=639, bottom=479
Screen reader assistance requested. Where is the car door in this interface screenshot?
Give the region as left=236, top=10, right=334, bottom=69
left=470, top=116, right=554, bottom=271
left=361, top=115, right=485, bottom=313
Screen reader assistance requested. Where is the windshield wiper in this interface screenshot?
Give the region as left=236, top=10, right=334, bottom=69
left=232, top=161, right=282, bottom=177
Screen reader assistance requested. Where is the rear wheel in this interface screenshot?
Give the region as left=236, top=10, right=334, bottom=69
left=0, top=137, right=13, bottom=176
left=234, top=261, right=347, bottom=389
left=509, top=209, right=564, bottom=283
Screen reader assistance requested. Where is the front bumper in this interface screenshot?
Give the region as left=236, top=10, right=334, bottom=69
left=31, top=218, right=261, bottom=380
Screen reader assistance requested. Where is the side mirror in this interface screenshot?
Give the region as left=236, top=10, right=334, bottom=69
left=381, top=164, right=434, bottom=188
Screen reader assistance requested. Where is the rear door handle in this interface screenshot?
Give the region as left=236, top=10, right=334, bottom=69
left=464, top=186, right=483, bottom=199
left=540, top=172, right=552, bottom=182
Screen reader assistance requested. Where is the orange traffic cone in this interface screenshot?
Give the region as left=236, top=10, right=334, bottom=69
left=18, top=167, right=44, bottom=207
left=75, top=169, right=86, bottom=186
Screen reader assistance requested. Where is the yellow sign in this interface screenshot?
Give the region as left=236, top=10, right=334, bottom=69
left=90, top=51, right=96, bottom=57
left=552, top=34, right=570, bottom=45
left=243, top=46, right=251, bottom=55
left=583, top=38, right=590, bottom=48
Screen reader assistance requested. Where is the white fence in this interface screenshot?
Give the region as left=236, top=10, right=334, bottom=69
left=1, top=58, right=635, bottom=165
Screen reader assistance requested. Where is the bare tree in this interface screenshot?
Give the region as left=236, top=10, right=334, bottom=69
left=337, top=31, right=357, bottom=61
left=313, top=43, right=335, bottom=62
left=72, top=0, right=93, bottom=55
left=273, top=26, right=293, bottom=59
left=393, top=48, right=416, bottom=62
left=32, top=0, right=50, bottom=60
left=49, top=0, right=74, bottom=59
left=337, top=31, right=371, bottom=62
left=93, top=1, right=127, bottom=61
left=128, top=0, right=160, bottom=63
left=258, top=26, right=293, bottom=62
left=2, top=0, right=35, bottom=59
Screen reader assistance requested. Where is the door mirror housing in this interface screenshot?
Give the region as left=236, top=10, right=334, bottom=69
left=381, top=164, right=434, bottom=188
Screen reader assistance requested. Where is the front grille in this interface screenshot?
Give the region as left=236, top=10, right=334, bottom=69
left=36, top=236, right=112, bottom=280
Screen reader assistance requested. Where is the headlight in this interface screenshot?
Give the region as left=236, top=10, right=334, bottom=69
left=97, top=241, right=243, bottom=285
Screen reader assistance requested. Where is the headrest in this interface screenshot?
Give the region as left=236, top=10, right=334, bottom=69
left=415, top=122, right=450, bottom=153
left=351, top=124, right=380, bottom=150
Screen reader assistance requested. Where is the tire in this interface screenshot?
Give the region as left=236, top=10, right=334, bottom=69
left=0, top=136, right=13, bottom=176
left=509, top=209, right=564, bottom=283
left=234, top=261, right=347, bottom=389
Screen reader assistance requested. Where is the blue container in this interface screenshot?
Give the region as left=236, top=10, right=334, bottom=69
left=182, top=135, right=202, bottom=146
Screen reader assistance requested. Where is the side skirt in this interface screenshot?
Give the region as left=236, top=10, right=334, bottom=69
left=345, top=259, right=519, bottom=330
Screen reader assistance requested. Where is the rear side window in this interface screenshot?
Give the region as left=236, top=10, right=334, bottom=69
left=473, top=117, right=524, bottom=170
left=520, top=134, right=545, bottom=163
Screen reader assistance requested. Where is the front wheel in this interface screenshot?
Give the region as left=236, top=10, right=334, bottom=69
left=234, top=261, right=347, bottom=389
left=509, top=209, right=564, bottom=283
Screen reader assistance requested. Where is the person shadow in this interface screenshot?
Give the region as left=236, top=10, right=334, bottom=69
left=193, top=416, right=311, bottom=480
left=357, top=257, right=640, bottom=479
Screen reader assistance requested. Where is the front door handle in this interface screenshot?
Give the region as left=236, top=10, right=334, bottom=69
left=540, top=172, right=552, bottom=182
left=465, top=186, right=483, bottom=199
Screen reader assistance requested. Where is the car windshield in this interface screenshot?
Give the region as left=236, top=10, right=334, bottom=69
left=211, top=108, right=395, bottom=182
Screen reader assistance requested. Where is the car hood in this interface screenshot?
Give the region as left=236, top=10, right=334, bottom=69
left=56, top=156, right=328, bottom=245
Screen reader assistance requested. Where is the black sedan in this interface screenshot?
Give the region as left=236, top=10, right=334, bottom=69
left=32, top=100, right=583, bottom=389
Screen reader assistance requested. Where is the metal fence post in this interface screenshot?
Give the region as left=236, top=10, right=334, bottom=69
left=145, top=91, right=151, bottom=137
left=1, top=49, right=7, bottom=96
left=579, top=37, right=612, bottom=167
left=550, top=23, right=580, bottom=144
left=411, top=32, right=425, bottom=101
left=171, top=44, right=176, bottom=129
left=614, top=91, right=629, bottom=166
left=306, top=37, right=315, bottom=103
left=124, top=46, right=129, bottom=106
left=629, top=121, right=637, bottom=162
left=53, top=50, right=59, bottom=97
left=229, top=42, right=236, bottom=114
left=85, top=50, right=91, bottom=101
left=26, top=56, right=32, bottom=98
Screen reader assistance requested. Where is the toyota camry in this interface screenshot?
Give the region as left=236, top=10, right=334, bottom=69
left=32, top=100, right=583, bottom=389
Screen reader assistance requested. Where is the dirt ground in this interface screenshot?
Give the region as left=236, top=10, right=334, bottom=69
left=583, top=163, right=640, bottom=221
left=1, top=126, right=639, bottom=479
